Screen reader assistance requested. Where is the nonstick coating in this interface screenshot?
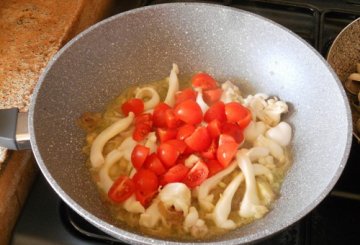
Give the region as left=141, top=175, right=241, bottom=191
left=29, top=3, right=352, bottom=244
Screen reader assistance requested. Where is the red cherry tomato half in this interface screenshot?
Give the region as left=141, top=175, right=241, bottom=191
left=204, top=101, right=226, bottom=123
left=203, top=88, right=222, bottom=106
left=174, top=100, right=203, bottom=125
left=121, top=98, right=144, bottom=116
left=222, top=122, right=244, bottom=144
left=135, top=190, right=157, bottom=207
left=156, top=128, right=177, bottom=143
left=161, top=164, right=189, bottom=186
left=165, top=109, right=179, bottom=129
left=133, top=124, right=152, bottom=142
left=217, top=134, right=239, bottom=167
left=237, top=107, right=252, bottom=129
left=175, top=88, right=198, bottom=105
left=131, top=144, right=150, bottom=169
left=200, top=139, right=218, bottom=160
left=191, top=73, right=218, bottom=90
left=153, top=102, right=171, bottom=128
left=108, top=176, right=135, bottom=203
left=135, top=113, right=152, bottom=126
left=144, top=153, right=166, bottom=175
left=185, top=126, right=211, bottom=152
left=157, top=142, right=180, bottom=167
left=206, top=159, right=224, bottom=177
left=207, top=119, right=222, bottom=139
left=132, top=169, right=159, bottom=195
left=177, top=124, right=196, bottom=141
left=183, top=160, right=209, bottom=188
left=166, top=139, right=187, bottom=154
left=225, top=102, right=251, bottom=124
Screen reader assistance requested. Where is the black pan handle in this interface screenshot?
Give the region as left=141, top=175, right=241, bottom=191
left=0, top=108, right=31, bottom=150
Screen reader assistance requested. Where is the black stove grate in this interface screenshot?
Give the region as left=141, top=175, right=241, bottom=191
left=59, top=0, right=360, bottom=244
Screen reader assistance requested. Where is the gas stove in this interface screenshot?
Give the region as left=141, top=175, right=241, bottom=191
left=10, top=1, right=360, bottom=244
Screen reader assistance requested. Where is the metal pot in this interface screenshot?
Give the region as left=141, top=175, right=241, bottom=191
left=0, top=3, right=353, bottom=244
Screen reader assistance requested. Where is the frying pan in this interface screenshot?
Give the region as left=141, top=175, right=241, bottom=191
left=0, top=3, right=353, bottom=244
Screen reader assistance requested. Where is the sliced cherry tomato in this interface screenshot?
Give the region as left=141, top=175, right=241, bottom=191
left=144, top=153, right=166, bottom=175
left=191, top=73, right=218, bottom=90
left=166, top=139, right=187, bottom=154
left=161, top=164, right=189, bottom=185
left=131, top=144, right=150, bottom=169
left=206, top=159, right=224, bottom=177
left=174, top=100, right=203, bottom=125
left=177, top=124, right=196, bottom=141
left=237, top=107, right=252, bottom=129
left=185, top=126, right=211, bottom=152
left=165, top=109, right=179, bottom=129
left=225, top=102, right=251, bottom=124
left=135, top=113, right=152, bottom=126
left=121, top=98, right=144, bottom=116
left=157, top=142, right=180, bottom=167
left=156, top=128, right=177, bottom=143
left=133, top=169, right=159, bottom=194
left=200, top=139, right=218, bottom=160
left=153, top=102, right=171, bottom=128
left=204, top=101, right=226, bottom=123
left=203, top=88, right=222, bottom=105
left=135, top=190, right=157, bottom=207
left=108, top=176, right=135, bottom=203
left=222, top=122, right=244, bottom=144
left=207, top=119, right=222, bottom=139
left=217, top=134, right=239, bottom=167
left=183, top=160, right=209, bottom=188
left=133, top=124, right=151, bottom=142
left=175, top=88, right=198, bottom=105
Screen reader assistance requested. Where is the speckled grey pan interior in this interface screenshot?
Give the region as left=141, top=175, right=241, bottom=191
left=29, top=3, right=352, bottom=244
left=327, top=18, right=360, bottom=142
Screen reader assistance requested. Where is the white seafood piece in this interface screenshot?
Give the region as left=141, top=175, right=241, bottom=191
left=237, top=150, right=268, bottom=219
left=90, top=112, right=134, bottom=168
left=210, top=173, right=244, bottom=229
left=144, top=132, right=157, bottom=154
left=184, top=207, right=208, bottom=237
left=247, top=146, right=270, bottom=162
left=195, top=161, right=238, bottom=212
left=123, top=194, right=145, bottom=214
left=195, top=88, right=209, bottom=113
left=135, top=87, right=160, bottom=110
left=243, top=121, right=267, bottom=143
left=254, top=135, right=285, bottom=163
left=159, top=183, right=191, bottom=216
left=139, top=198, right=165, bottom=228
left=164, top=63, right=179, bottom=107
left=266, top=122, right=292, bottom=146
left=220, top=80, right=243, bottom=103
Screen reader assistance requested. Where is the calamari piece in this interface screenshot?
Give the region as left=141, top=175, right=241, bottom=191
left=164, top=63, right=179, bottom=107
left=266, top=121, right=292, bottom=146
left=195, top=88, right=209, bottom=114
left=184, top=207, right=208, bottom=238
left=90, top=112, right=134, bottom=168
left=211, top=173, right=244, bottom=229
left=123, top=194, right=145, bottom=214
left=118, top=136, right=137, bottom=162
left=237, top=150, right=268, bottom=219
left=135, top=87, right=160, bottom=110
left=195, top=161, right=238, bottom=212
left=139, top=198, right=165, bottom=228
left=244, top=121, right=267, bottom=143
left=254, top=135, right=285, bottom=163
left=220, top=80, right=243, bottom=103
left=99, top=150, right=123, bottom=192
left=253, top=164, right=273, bottom=183
left=144, top=132, right=157, bottom=154
left=159, top=183, right=191, bottom=216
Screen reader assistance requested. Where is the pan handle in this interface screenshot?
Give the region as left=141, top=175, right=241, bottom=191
left=0, top=108, right=31, bottom=150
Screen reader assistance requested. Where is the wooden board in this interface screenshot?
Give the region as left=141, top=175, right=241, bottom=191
left=0, top=1, right=115, bottom=244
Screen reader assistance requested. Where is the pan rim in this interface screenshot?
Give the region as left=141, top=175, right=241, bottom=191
left=29, top=2, right=353, bottom=244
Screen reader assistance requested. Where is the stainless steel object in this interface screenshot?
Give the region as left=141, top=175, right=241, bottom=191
left=1, top=3, right=353, bottom=244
